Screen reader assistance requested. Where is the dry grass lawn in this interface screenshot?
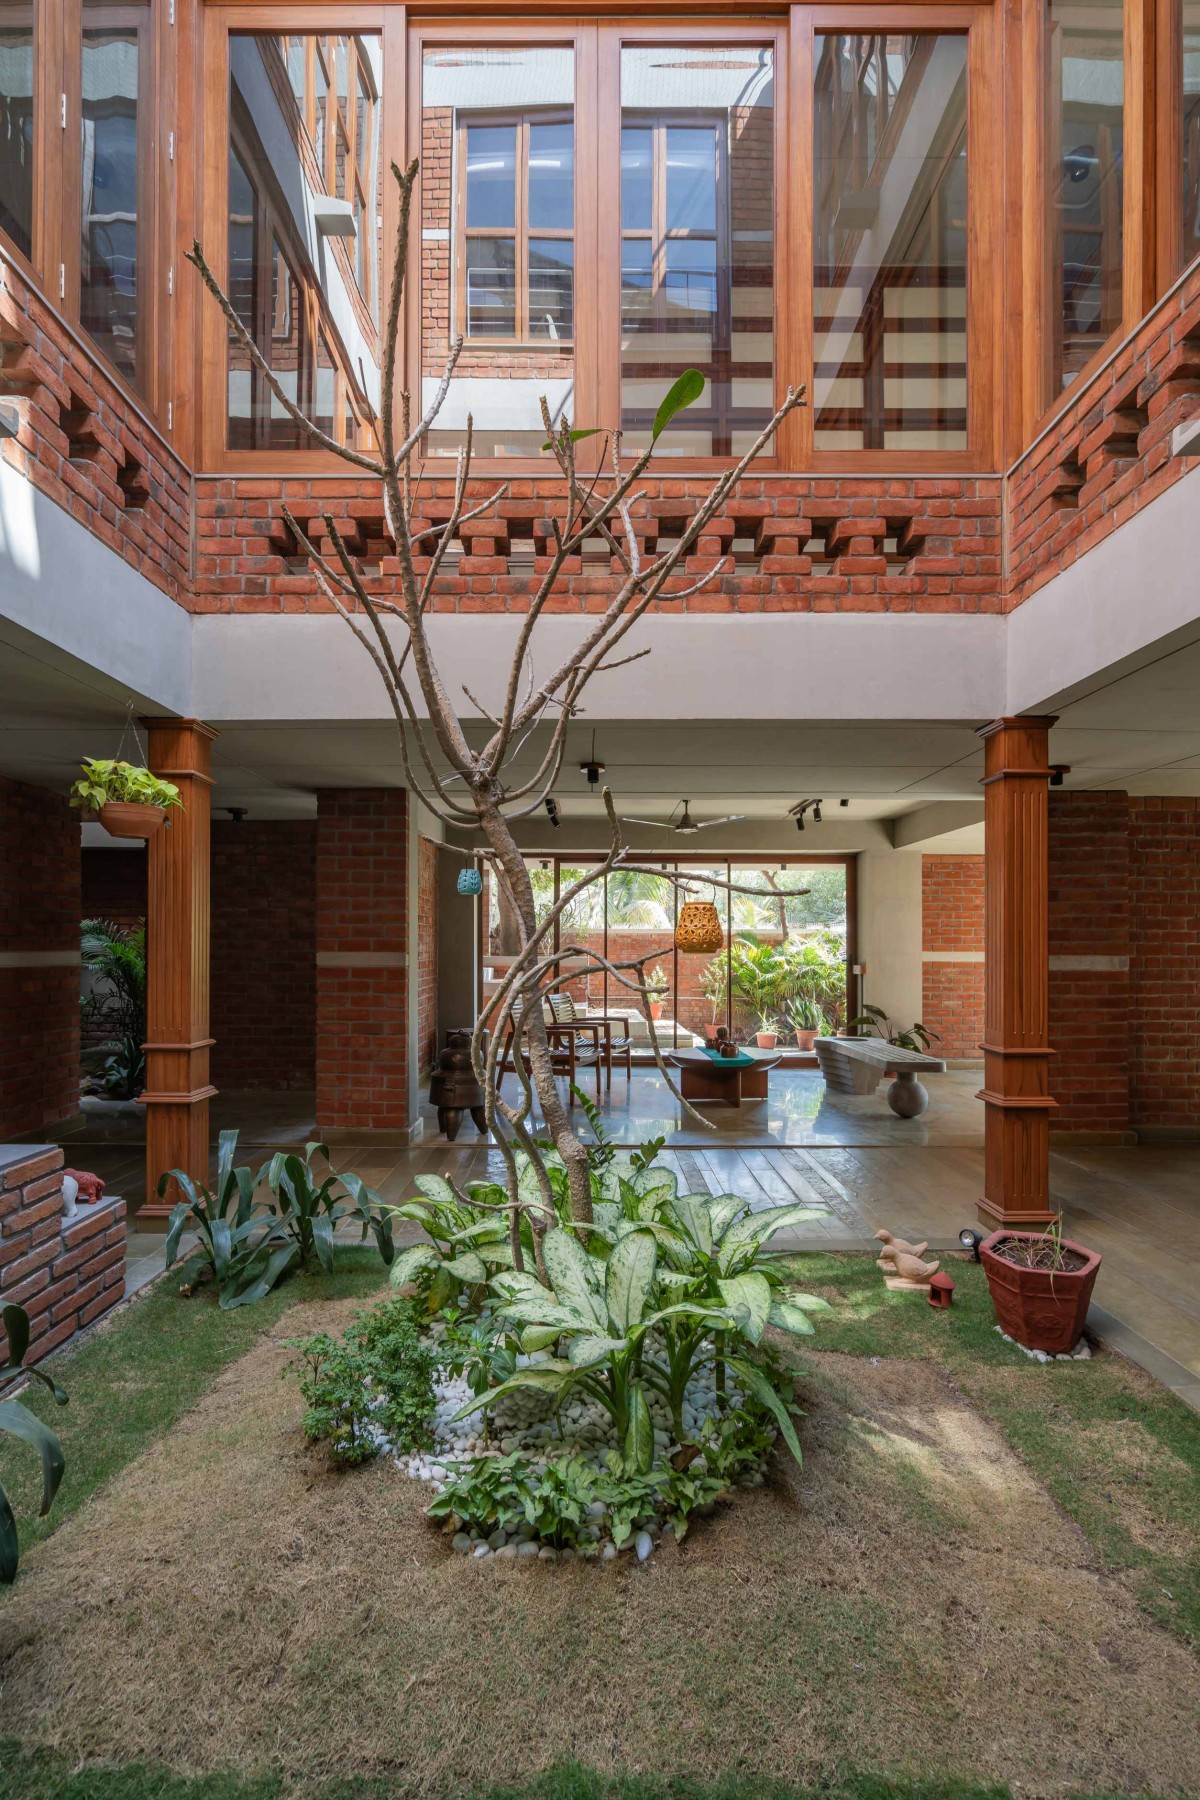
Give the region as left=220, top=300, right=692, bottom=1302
left=2, top=1296, right=1199, bottom=1800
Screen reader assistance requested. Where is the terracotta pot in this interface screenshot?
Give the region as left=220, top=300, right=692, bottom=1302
left=794, top=1028, right=818, bottom=1051
left=755, top=1031, right=778, bottom=1049
left=980, top=1230, right=1101, bottom=1355
left=99, top=801, right=166, bottom=840
left=649, top=1000, right=665, bottom=1020
left=703, top=1023, right=721, bottom=1044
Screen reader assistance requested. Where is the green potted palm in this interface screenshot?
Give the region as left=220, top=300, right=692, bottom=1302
left=70, top=757, right=182, bottom=840
left=787, top=992, right=826, bottom=1052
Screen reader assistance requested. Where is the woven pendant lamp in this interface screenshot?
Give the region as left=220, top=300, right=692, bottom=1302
left=675, top=898, right=724, bottom=954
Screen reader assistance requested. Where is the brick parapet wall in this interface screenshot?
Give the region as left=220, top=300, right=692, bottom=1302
left=0, top=256, right=191, bottom=602
left=920, top=856, right=984, bottom=1060
left=1007, top=263, right=1200, bottom=608
left=192, top=474, right=1003, bottom=614
left=315, top=790, right=410, bottom=1134
left=0, top=777, right=80, bottom=1139
left=0, top=1146, right=126, bottom=1364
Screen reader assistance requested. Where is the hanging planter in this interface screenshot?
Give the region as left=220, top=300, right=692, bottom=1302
left=675, top=898, right=723, bottom=954
left=70, top=758, right=182, bottom=841
left=457, top=866, right=483, bottom=896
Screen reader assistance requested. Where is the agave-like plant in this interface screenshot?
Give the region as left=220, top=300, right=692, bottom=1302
left=0, top=1304, right=68, bottom=1583
left=162, top=1127, right=262, bottom=1292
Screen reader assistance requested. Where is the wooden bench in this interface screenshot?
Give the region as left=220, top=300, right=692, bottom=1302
left=813, top=1036, right=947, bottom=1117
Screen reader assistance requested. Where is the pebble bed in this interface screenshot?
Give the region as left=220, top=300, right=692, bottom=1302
left=391, top=1330, right=759, bottom=1563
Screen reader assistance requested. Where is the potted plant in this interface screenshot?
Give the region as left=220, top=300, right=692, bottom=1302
left=699, top=954, right=726, bottom=1041
left=645, top=963, right=669, bottom=1021
left=787, top=993, right=826, bottom=1052
left=980, top=1220, right=1102, bottom=1356
left=754, top=1011, right=780, bottom=1050
left=848, top=1003, right=940, bottom=1054
left=70, top=758, right=182, bottom=840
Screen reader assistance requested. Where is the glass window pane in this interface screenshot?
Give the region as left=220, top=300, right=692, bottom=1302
left=0, top=7, right=34, bottom=259
left=1180, top=2, right=1200, bottom=275
left=466, top=237, right=516, bottom=337
left=466, top=124, right=516, bottom=228
left=814, top=33, right=967, bottom=451
left=529, top=238, right=573, bottom=339
left=528, top=120, right=573, bottom=230
left=81, top=10, right=145, bottom=388
left=227, top=32, right=382, bottom=449
left=621, top=127, right=652, bottom=230
left=666, top=126, right=717, bottom=231
left=621, top=45, right=775, bottom=457
left=1049, top=0, right=1124, bottom=390
left=423, top=46, right=575, bottom=457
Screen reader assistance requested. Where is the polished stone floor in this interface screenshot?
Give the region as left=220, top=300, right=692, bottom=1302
left=48, top=1073, right=1200, bottom=1410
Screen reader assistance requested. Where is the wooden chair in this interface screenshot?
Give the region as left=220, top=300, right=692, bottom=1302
left=499, top=997, right=603, bottom=1105
left=548, top=992, right=632, bottom=1084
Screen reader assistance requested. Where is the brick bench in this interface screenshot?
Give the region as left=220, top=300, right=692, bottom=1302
left=0, top=1145, right=127, bottom=1362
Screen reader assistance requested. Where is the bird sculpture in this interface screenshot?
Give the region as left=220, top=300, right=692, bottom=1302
left=876, top=1243, right=941, bottom=1283
left=874, top=1228, right=930, bottom=1259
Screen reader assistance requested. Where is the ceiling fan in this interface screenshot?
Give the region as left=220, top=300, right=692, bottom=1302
left=620, top=798, right=746, bottom=835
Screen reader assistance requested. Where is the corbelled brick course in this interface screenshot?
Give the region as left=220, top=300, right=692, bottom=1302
left=0, top=256, right=191, bottom=601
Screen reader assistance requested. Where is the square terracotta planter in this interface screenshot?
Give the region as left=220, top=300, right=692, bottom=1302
left=980, top=1230, right=1101, bottom=1355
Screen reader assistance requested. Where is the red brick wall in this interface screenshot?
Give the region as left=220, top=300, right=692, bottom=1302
left=1129, top=800, right=1200, bottom=1134
left=192, top=474, right=1002, bottom=614
left=1007, top=262, right=1200, bottom=608
left=81, top=845, right=147, bottom=933
left=315, top=790, right=410, bottom=1134
left=0, top=259, right=190, bottom=602
left=0, top=1146, right=125, bottom=1363
left=417, top=837, right=440, bottom=1077
left=0, top=778, right=80, bottom=1138
left=921, top=856, right=984, bottom=1059
left=1047, top=792, right=1132, bottom=1137
left=211, top=822, right=317, bottom=1090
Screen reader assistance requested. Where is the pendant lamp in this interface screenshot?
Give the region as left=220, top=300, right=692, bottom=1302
left=675, top=898, right=724, bottom=953
left=457, top=866, right=483, bottom=896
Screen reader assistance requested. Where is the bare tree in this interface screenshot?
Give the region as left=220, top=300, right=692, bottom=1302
left=189, top=159, right=808, bottom=1275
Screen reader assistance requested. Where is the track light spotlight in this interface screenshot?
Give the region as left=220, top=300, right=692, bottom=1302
left=795, top=814, right=805, bottom=832
left=813, top=801, right=823, bottom=823
left=544, top=796, right=561, bottom=827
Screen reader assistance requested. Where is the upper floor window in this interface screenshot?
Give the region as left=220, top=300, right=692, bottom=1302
left=813, top=33, right=968, bottom=452
left=80, top=1, right=150, bottom=391
left=0, top=4, right=34, bottom=261
left=619, top=46, right=775, bottom=457
left=422, top=46, right=576, bottom=458
left=1174, top=0, right=1200, bottom=277
left=1047, top=0, right=1124, bottom=390
left=226, top=31, right=381, bottom=452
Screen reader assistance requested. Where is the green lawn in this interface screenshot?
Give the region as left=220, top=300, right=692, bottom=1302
left=0, top=1744, right=1152, bottom=1800
left=2, top=1249, right=1199, bottom=1800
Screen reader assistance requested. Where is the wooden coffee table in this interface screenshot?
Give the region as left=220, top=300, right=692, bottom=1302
left=667, top=1048, right=782, bottom=1107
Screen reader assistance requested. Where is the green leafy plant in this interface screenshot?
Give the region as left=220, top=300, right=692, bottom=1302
left=388, top=1173, right=521, bottom=1312
left=645, top=963, right=669, bottom=1000
left=569, top=1084, right=617, bottom=1170
left=81, top=919, right=147, bottom=1099
left=161, top=1131, right=394, bottom=1309
left=288, top=1296, right=436, bottom=1467
left=849, top=1003, right=941, bottom=1054
left=70, top=758, right=182, bottom=814
left=0, top=1304, right=68, bottom=1584
left=786, top=993, right=827, bottom=1035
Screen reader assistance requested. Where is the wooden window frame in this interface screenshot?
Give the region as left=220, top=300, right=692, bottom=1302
left=455, top=106, right=576, bottom=348
left=197, top=3, right=401, bottom=473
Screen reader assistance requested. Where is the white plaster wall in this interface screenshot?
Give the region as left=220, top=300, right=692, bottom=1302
left=856, top=848, right=924, bottom=1032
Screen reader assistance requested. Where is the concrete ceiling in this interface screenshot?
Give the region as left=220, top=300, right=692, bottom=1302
left=2, top=624, right=1199, bottom=845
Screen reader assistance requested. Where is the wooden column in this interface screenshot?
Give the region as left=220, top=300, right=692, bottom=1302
left=140, top=719, right=217, bottom=1218
left=977, top=716, right=1058, bottom=1230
